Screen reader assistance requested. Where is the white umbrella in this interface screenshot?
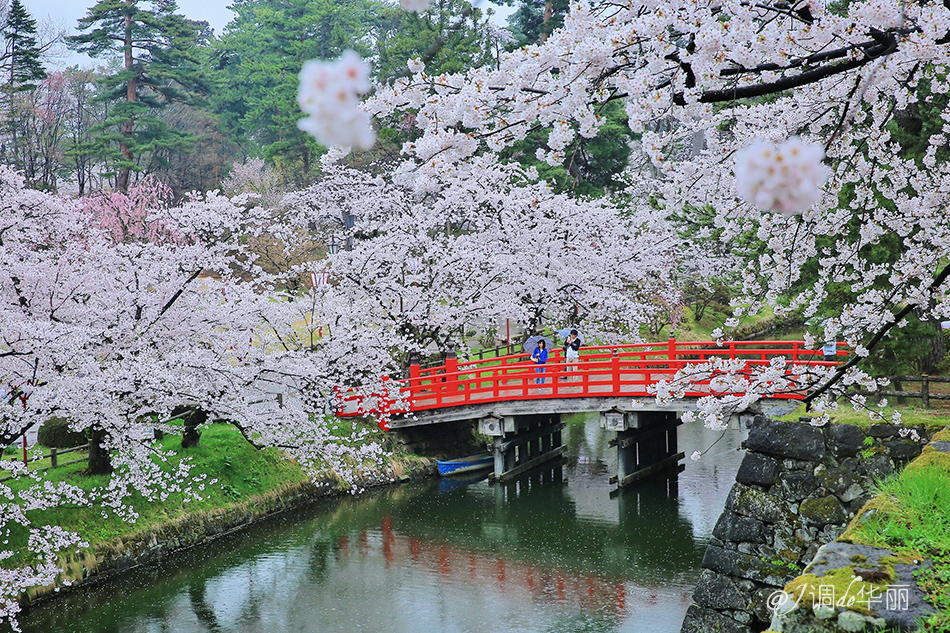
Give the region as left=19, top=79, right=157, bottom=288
left=523, top=335, right=553, bottom=355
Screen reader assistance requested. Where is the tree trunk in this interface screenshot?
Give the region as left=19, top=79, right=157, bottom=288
left=541, top=0, right=553, bottom=42
left=118, top=2, right=136, bottom=193
left=181, top=409, right=206, bottom=449
left=86, top=427, right=113, bottom=475
left=925, top=313, right=948, bottom=374
left=174, top=405, right=207, bottom=449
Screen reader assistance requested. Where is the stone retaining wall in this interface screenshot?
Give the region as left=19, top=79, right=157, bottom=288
left=23, top=455, right=436, bottom=609
left=767, top=431, right=950, bottom=632
left=681, top=416, right=929, bottom=633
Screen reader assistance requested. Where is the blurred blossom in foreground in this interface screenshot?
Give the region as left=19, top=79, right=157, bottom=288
left=734, top=137, right=829, bottom=216
left=690, top=450, right=702, bottom=462
left=401, top=0, right=431, bottom=11
left=297, top=50, right=375, bottom=151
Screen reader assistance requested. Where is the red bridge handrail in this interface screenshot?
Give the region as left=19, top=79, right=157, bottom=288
left=335, top=339, right=845, bottom=427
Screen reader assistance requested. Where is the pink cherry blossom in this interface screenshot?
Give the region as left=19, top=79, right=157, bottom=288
left=733, top=138, right=830, bottom=216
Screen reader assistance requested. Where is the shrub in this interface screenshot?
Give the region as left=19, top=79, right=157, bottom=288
left=37, top=418, right=86, bottom=448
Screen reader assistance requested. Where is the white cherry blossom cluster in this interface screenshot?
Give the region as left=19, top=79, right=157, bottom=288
left=0, top=166, right=393, bottom=622
left=733, top=138, right=830, bottom=216
left=370, top=0, right=950, bottom=426
left=297, top=50, right=375, bottom=150
left=400, top=0, right=430, bottom=12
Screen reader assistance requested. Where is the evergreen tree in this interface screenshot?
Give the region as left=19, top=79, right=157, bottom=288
left=1, top=0, right=47, bottom=173
left=2, top=0, right=46, bottom=91
left=68, top=0, right=209, bottom=192
left=211, top=0, right=380, bottom=179
left=500, top=0, right=570, bottom=46
left=373, top=0, right=497, bottom=82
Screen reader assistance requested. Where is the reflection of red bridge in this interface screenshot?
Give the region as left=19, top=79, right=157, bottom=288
left=333, top=517, right=685, bottom=616
left=335, top=339, right=842, bottom=428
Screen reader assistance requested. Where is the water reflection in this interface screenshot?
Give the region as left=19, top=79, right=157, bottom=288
left=16, top=416, right=745, bottom=633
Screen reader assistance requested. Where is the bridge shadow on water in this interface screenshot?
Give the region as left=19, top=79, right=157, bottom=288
left=15, top=417, right=745, bottom=633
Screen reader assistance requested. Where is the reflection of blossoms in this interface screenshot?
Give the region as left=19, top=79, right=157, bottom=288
left=297, top=50, right=375, bottom=150
left=734, top=137, right=829, bottom=216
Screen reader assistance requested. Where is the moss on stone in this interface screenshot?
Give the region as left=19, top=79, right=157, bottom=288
left=799, top=495, right=846, bottom=526
left=930, top=428, right=950, bottom=443
left=783, top=564, right=895, bottom=615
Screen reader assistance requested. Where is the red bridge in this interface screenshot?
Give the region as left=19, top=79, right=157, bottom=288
left=335, top=338, right=841, bottom=429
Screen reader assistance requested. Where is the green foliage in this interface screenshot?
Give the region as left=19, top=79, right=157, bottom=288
left=1, top=0, right=47, bottom=179
left=37, top=418, right=86, bottom=449
left=68, top=0, right=210, bottom=190
left=210, top=0, right=381, bottom=179
left=497, top=100, right=635, bottom=197
left=761, top=556, right=802, bottom=573
left=843, top=452, right=950, bottom=629
left=1, top=0, right=46, bottom=92
left=499, top=0, right=570, bottom=46
left=373, top=0, right=497, bottom=82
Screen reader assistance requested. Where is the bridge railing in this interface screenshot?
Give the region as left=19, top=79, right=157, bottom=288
left=333, top=339, right=845, bottom=419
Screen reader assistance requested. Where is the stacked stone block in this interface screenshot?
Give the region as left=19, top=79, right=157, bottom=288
left=681, top=416, right=927, bottom=633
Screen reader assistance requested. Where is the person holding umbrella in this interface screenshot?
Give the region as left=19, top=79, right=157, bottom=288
left=531, top=339, right=549, bottom=384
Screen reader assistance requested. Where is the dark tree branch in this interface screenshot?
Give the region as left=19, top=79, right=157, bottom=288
left=804, top=261, right=950, bottom=408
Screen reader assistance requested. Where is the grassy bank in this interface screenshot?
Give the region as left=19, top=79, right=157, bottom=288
left=774, top=402, right=950, bottom=433
left=3, top=423, right=428, bottom=594
left=838, top=427, right=950, bottom=630
left=771, top=427, right=950, bottom=631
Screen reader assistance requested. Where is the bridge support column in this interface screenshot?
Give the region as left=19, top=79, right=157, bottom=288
left=480, top=413, right=565, bottom=483
left=601, top=409, right=684, bottom=487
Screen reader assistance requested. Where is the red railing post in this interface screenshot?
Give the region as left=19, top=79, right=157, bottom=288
left=612, top=349, right=620, bottom=394
left=444, top=349, right=458, bottom=403
left=409, top=353, right=421, bottom=408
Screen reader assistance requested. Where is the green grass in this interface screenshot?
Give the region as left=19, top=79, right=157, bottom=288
left=0, top=447, right=89, bottom=479
left=773, top=402, right=950, bottom=432
left=2, top=424, right=311, bottom=569
left=840, top=434, right=950, bottom=630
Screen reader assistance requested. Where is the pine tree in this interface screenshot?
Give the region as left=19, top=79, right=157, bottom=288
left=500, top=0, right=569, bottom=46
left=68, top=0, right=208, bottom=192
left=1, top=0, right=47, bottom=172
left=2, top=0, right=45, bottom=91
left=211, top=0, right=379, bottom=178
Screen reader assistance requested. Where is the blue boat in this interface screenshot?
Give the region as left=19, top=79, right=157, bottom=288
left=437, top=451, right=493, bottom=476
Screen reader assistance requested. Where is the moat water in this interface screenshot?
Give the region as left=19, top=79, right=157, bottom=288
left=19, top=416, right=747, bottom=633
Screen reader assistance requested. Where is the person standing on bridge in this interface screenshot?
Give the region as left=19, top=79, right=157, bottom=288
left=563, top=330, right=581, bottom=380
left=532, top=339, right=549, bottom=384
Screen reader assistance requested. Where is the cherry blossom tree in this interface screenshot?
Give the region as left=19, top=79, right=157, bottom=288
left=355, top=0, right=950, bottom=417
left=0, top=166, right=387, bottom=622
left=286, top=159, right=690, bottom=370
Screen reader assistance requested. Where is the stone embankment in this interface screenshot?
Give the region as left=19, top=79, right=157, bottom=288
left=681, top=416, right=930, bottom=633
left=24, top=455, right=436, bottom=609
left=767, top=430, right=949, bottom=633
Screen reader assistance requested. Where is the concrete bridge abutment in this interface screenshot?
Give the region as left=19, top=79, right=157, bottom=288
left=479, top=413, right=566, bottom=482
left=601, top=408, right=685, bottom=487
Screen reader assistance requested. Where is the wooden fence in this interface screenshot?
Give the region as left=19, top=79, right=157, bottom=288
left=860, top=375, right=950, bottom=408
left=0, top=443, right=89, bottom=483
